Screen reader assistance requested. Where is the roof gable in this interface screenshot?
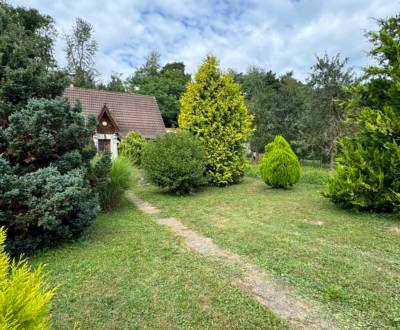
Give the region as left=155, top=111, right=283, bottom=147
left=98, top=104, right=120, bottom=132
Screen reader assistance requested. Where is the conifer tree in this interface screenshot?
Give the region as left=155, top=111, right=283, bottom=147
left=0, top=3, right=99, bottom=254
left=326, top=15, right=400, bottom=212
left=179, top=56, right=254, bottom=184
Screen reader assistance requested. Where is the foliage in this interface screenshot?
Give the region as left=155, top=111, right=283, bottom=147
left=141, top=132, right=206, bottom=194
left=87, top=150, right=112, bottom=187
left=0, top=3, right=99, bottom=254
left=304, top=53, right=355, bottom=166
left=0, top=158, right=99, bottom=255
left=326, top=15, right=400, bottom=212
left=65, top=18, right=98, bottom=88
left=238, top=68, right=309, bottom=154
left=179, top=55, right=254, bottom=185
left=4, top=98, right=96, bottom=174
left=98, top=73, right=126, bottom=92
left=0, top=2, right=68, bottom=124
left=97, top=156, right=133, bottom=210
left=259, top=135, right=300, bottom=188
left=0, top=228, right=55, bottom=329
left=118, top=131, right=145, bottom=166
left=127, top=52, right=191, bottom=127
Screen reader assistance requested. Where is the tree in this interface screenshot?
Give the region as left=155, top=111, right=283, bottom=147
left=65, top=18, right=98, bottom=88
left=0, top=3, right=67, bottom=126
left=306, top=53, right=355, bottom=166
left=127, top=53, right=190, bottom=127
left=326, top=15, right=400, bottom=212
left=179, top=55, right=254, bottom=185
left=98, top=73, right=126, bottom=92
left=239, top=67, right=309, bottom=154
left=0, top=3, right=99, bottom=254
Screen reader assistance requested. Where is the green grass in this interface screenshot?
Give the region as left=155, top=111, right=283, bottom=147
left=32, top=201, right=286, bottom=329
left=134, top=168, right=400, bottom=329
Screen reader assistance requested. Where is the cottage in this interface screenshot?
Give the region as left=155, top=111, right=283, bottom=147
left=64, top=86, right=165, bottom=158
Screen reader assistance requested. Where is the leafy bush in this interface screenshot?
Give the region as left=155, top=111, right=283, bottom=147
left=118, top=131, right=145, bottom=166
left=97, top=156, right=133, bottom=210
left=0, top=158, right=99, bottom=256
left=179, top=55, right=254, bottom=185
left=259, top=135, right=300, bottom=188
left=141, top=132, right=206, bottom=194
left=0, top=227, right=55, bottom=329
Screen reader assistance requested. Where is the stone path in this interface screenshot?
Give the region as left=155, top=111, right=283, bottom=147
left=127, top=192, right=334, bottom=330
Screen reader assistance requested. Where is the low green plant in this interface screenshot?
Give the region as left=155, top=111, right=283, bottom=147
left=118, top=131, right=145, bottom=166
left=0, top=227, right=55, bottom=329
left=141, top=132, right=206, bottom=194
left=97, top=156, right=133, bottom=210
left=323, top=285, right=346, bottom=301
left=259, top=135, right=300, bottom=188
left=300, top=169, right=330, bottom=185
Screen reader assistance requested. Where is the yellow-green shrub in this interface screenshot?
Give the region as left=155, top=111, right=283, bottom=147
left=260, top=135, right=300, bottom=188
left=118, top=131, right=145, bottom=166
left=0, top=227, right=55, bottom=329
left=179, top=55, right=254, bottom=185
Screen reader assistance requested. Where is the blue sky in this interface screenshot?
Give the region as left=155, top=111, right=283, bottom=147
left=10, top=0, right=400, bottom=82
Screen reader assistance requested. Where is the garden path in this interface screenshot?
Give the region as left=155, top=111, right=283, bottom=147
left=127, top=192, right=335, bottom=330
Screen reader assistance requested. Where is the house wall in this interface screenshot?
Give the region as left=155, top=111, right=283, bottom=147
left=93, top=133, right=119, bottom=159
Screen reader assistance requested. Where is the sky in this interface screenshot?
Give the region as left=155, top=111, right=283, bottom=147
left=10, top=0, right=400, bottom=82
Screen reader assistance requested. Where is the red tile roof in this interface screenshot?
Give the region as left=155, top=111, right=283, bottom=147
left=63, top=86, right=165, bottom=138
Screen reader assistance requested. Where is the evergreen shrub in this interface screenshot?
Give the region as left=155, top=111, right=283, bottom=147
left=0, top=228, right=55, bottom=329
left=259, top=135, right=300, bottom=188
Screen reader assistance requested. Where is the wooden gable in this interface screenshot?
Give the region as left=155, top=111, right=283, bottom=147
left=97, top=104, right=120, bottom=134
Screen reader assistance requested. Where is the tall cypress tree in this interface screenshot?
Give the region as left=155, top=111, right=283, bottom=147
left=326, top=15, right=400, bottom=212
left=179, top=56, right=254, bottom=185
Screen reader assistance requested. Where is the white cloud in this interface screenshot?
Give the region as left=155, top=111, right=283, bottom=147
left=9, top=0, right=400, bottom=82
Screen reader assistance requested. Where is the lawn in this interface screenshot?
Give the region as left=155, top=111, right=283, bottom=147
left=32, top=200, right=286, bottom=329
left=134, top=166, right=400, bottom=329
left=31, top=165, right=400, bottom=329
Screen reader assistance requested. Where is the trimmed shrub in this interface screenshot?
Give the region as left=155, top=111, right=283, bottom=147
left=179, top=55, right=254, bottom=185
left=97, top=156, right=133, bottom=210
left=259, top=136, right=300, bottom=188
left=0, top=158, right=99, bottom=256
left=141, top=132, right=206, bottom=194
left=118, top=131, right=145, bottom=166
left=0, top=227, right=55, bottom=329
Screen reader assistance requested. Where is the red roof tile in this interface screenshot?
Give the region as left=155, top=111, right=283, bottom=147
left=63, top=86, right=165, bottom=138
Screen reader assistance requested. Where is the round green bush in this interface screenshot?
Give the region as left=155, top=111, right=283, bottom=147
left=141, top=132, right=206, bottom=194
left=259, top=135, right=300, bottom=188
left=118, top=131, right=145, bottom=166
